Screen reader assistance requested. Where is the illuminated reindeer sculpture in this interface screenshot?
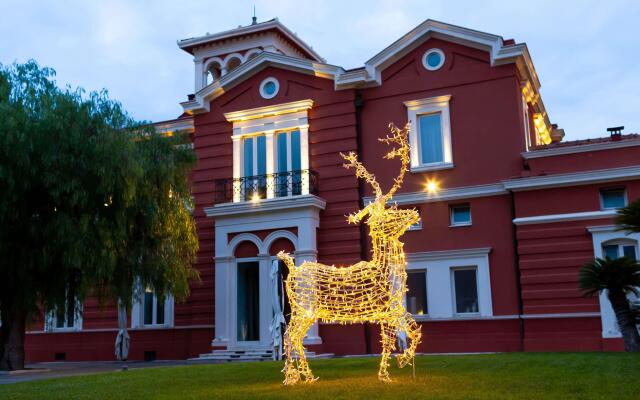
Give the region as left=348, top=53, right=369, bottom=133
left=278, top=123, right=422, bottom=385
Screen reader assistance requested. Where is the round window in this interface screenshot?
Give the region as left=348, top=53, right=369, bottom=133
left=259, top=77, right=279, bottom=99
left=422, top=49, right=445, bottom=71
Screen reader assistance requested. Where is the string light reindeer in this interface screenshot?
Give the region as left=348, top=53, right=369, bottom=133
left=278, top=123, right=422, bottom=385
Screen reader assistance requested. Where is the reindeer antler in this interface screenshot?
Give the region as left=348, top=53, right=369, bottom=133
left=378, top=122, right=411, bottom=201
left=341, top=151, right=383, bottom=198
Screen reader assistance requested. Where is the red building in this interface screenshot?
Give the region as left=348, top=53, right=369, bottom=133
left=25, top=18, right=640, bottom=362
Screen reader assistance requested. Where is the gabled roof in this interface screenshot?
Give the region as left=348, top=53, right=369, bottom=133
left=181, top=19, right=547, bottom=120
left=177, top=18, right=324, bottom=63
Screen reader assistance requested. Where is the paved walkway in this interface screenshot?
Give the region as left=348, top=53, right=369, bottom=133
left=0, top=359, right=225, bottom=385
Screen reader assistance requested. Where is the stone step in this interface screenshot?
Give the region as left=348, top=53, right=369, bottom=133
left=191, top=349, right=334, bottom=362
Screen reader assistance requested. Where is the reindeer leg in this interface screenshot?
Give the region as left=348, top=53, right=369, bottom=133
left=396, top=313, right=422, bottom=369
left=378, top=322, right=396, bottom=383
left=292, top=315, right=317, bottom=383
left=282, top=313, right=301, bottom=385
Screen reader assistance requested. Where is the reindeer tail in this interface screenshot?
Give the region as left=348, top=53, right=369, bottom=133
left=277, top=251, right=296, bottom=271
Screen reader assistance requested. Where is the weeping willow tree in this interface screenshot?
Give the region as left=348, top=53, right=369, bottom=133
left=0, top=61, right=198, bottom=370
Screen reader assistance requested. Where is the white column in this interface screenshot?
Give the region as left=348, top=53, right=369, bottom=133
left=258, top=253, right=273, bottom=347
left=299, top=120, right=310, bottom=195
left=265, top=126, right=276, bottom=199
left=232, top=133, right=242, bottom=203
left=213, top=255, right=233, bottom=348
left=194, top=59, right=204, bottom=92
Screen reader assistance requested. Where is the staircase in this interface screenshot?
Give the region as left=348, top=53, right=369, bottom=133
left=193, top=349, right=333, bottom=362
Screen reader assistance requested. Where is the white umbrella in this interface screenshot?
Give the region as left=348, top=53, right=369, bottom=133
left=270, top=260, right=286, bottom=360
left=115, top=301, right=130, bottom=361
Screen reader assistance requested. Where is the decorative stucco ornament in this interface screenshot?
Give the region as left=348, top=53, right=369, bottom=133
left=278, top=123, right=422, bottom=385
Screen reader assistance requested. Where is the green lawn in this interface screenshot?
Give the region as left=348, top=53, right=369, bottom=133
left=1, top=353, right=639, bottom=399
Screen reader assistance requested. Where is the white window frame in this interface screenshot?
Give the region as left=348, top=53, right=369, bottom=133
left=45, top=300, right=83, bottom=332
left=241, top=134, right=266, bottom=178
left=599, top=187, right=627, bottom=210
left=422, top=48, right=445, bottom=71
left=450, top=204, right=472, bottom=227
left=405, top=269, right=428, bottom=316
left=131, top=289, right=174, bottom=329
left=404, top=95, right=453, bottom=172
left=406, top=247, right=492, bottom=320
left=451, top=266, right=481, bottom=316
left=588, top=225, right=640, bottom=338
left=226, top=100, right=313, bottom=202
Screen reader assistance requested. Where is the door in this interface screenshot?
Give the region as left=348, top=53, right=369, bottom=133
left=236, top=261, right=260, bottom=343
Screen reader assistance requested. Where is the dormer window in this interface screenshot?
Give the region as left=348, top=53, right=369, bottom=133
left=404, top=95, right=453, bottom=172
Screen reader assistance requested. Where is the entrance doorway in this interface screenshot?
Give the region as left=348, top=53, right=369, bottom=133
left=237, top=261, right=260, bottom=342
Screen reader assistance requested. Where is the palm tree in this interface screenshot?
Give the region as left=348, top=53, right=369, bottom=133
left=616, top=198, right=640, bottom=233
left=579, top=257, right=640, bottom=352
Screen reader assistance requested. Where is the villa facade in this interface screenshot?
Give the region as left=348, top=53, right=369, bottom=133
left=25, top=18, right=640, bottom=362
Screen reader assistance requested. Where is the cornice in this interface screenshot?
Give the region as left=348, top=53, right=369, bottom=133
left=364, top=183, right=507, bottom=206
left=407, top=247, right=491, bottom=262
left=503, top=165, right=640, bottom=191
left=223, top=99, right=313, bottom=122
left=204, top=194, right=326, bottom=218
left=523, top=139, right=640, bottom=159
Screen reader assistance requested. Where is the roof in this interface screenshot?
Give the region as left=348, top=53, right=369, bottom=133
left=531, top=133, right=640, bottom=150
left=523, top=133, right=640, bottom=159
left=180, top=19, right=546, bottom=119
left=177, top=18, right=324, bottom=62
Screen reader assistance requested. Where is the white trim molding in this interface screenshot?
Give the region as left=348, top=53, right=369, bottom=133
left=224, top=99, right=313, bottom=123
left=404, top=95, right=453, bottom=172
left=513, top=210, right=618, bottom=226
left=368, top=182, right=507, bottom=206
left=523, top=138, right=640, bottom=159
left=205, top=195, right=326, bottom=218
left=503, top=165, right=640, bottom=191
left=406, top=247, right=493, bottom=319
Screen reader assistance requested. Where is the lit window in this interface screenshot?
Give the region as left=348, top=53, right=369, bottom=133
left=404, top=95, right=453, bottom=171
left=422, top=49, right=445, bottom=71
left=600, top=188, right=626, bottom=210
left=141, top=289, right=171, bottom=327
left=452, top=268, right=479, bottom=314
left=242, top=135, right=267, bottom=200
left=406, top=271, right=428, bottom=315
left=450, top=204, right=472, bottom=226
left=276, top=130, right=302, bottom=196
left=259, top=77, right=279, bottom=99
left=602, top=240, right=638, bottom=261
left=522, top=95, right=531, bottom=150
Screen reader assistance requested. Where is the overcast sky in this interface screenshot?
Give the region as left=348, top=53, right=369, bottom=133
left=1, top=0, right=638, bottom=140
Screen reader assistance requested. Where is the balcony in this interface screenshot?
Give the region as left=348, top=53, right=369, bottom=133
left=214, top=169, right=319, bottom=204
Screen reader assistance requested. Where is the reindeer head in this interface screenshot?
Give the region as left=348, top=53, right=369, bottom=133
left=341, top=123, right=420, bottom=238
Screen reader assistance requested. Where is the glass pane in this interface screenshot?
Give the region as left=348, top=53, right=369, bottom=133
left=601, top=189, right=625, bottom=209
left=144, top=291, right=153, bottom=325
left=243, top=137, right=253, bottom=177
left=237, top=262, right=260, bottom=341
left=623, top=245, right=637, bottom=261
left=291, top=130, right=301, bottom=171
left=56, top=307, right=66, bottom=328
left=256, top=136, right=266, bottom=176
left=427, top=52, right=441, bottom=68
left=156, top=296, right=165, bottom=325
left=454, top=269, right=479, bottom=314
left=418, top=113, right=443, bottom=164
left=603, top=245, right=619, bottom=260
left=277, top=133, right=288, bottom=173
left=451, top=206, right=471, bottom=224
left=66, top=300, right=75, bottom=328
left=407, top=272, right=428, bottom=315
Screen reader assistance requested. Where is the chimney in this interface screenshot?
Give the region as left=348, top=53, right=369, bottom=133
left=550, top=124, right=565, bottom=143
left=607, top=126, right=624, bottom=141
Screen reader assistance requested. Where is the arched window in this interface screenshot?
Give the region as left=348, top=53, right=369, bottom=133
left=602, top=239, right=638, bottom=260
left=225, top=56, right=242, bottom=74
left=206, top=64, right=222, bottom=85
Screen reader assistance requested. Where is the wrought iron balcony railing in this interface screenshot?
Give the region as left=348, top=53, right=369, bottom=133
left=214, top=169, right=319, bottom=204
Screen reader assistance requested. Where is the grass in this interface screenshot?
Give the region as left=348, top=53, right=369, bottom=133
left=1, top=353, right=639, bottom=399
